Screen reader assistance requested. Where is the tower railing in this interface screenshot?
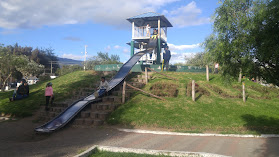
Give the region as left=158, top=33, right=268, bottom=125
left=133, top=26, right=167, bottom=41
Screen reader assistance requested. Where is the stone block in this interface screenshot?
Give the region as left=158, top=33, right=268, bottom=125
left=99, top=112, right=109, bottom=120
left=90, top=112, right=99, bottom=119
left=74, top=118, right=84, bottom=125
left=84, top=118, right=94, bottom=125
left=94, top=120, right=104, bottom=126
left=81, top=111, right=90, bottom=118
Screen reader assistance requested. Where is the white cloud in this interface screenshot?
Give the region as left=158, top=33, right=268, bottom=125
left=114, top=45, right=121, bottom=49
left=123, top=48, right=129, bottom=53
left=167, top=1, right=210, bottom=27
left=0, top=0, right=178, bottom=29
left=62, top=36, right=82, bottom=41
left=61, top=53, right=84, bottom=60
left=170, top=52, right=195, bottom=64
left=104, top=45, right=111, bottom=52
left=168, top=43, right=200, bottom=51
left=0, top=29, right=20, bottom=35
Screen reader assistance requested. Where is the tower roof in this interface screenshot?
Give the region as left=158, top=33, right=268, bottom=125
left=127, top=12, right=173, bottom=28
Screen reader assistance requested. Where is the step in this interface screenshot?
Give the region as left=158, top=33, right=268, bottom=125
left=51, top=107, right=64, bottom=113
left=91, top=103, right=97, bottom=111
left=131, top=78, right=146, bottom=83
left=96, top=104, right=110, bottom=111
left=102, top=96, right=122, bottom=104
left=93, top=119, right=104, bottom=126
left=73, top=118, right=84, bottom=125
left=98, top=112, right=110, bottom=120
left=80, top=111, right=91, bottom=118
left=47, top=112, right=56, bottom=118
left=112, top=91, right=132, bottom=97
left=126, top=83, right=145, bottom=89
left=137, top=75, right=151, bottom=79
left=52, top=102, right=68, bottom=107
left=84, top=118, right=94, bottom=125
left=90, top=112, right=99, bottom=119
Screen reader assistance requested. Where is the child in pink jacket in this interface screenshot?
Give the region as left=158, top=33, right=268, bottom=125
left=45, top=82, right=54, bottom=111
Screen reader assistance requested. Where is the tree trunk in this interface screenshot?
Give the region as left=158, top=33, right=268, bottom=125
left=1, top=73, right=12, bottom=92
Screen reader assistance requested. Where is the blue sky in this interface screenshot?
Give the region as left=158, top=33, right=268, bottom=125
left=0, top=0, right=220, bottom=64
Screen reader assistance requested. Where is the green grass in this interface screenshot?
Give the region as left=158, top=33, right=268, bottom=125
left=0, top=70, right=100, bottom=117
left=89, top=149, right=172, bottom=157
left=108, top=72, right=279, bottom=134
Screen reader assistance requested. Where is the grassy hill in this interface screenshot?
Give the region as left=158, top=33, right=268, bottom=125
left=0, top=71, right=99, bottom=117
left=107, top=72, right=279, bottom=134
left=1, top=71, right=279, bottom=134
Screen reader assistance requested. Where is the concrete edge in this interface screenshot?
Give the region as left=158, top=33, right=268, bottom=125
left=74, top=145, right=230, bottom=157
left=73, top=145, right=97, bottom=157
left=118, top=128, right=279, bottom=138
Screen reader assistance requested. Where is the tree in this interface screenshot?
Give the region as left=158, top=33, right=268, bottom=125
left=185, top=52, right=207, bottom=67
left=5, top=44, right=59, bottom=74
left=250, top=0, right=279, bottom=85
left=0, top=46, right=14, bottom=91
left=85, top=52, right=121, bottom=70
left=14, top=55, right=45, bottom=78
left=55, top=65, right=83, bottom=76
left=204, top=0, right=278, bottom=85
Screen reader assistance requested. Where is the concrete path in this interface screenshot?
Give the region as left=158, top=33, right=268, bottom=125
left=1, top=117, right=279, bottom=157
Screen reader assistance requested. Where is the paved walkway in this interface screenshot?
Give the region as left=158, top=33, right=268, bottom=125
left=0, top=117, right=279, bottom=157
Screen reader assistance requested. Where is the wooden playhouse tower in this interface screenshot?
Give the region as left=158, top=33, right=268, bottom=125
left=127, top=12, right=173, bottom=64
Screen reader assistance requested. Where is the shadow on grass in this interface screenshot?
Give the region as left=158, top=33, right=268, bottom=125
left=242, top=114, right=279, bottom=156
left=241, top=114, right=279, bottom=134
left=196, top=93, right=203, bottom=101
left=209, top=76, right=215, bottom=81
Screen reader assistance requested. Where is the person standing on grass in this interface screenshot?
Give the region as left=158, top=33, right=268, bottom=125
left=45, top=82, right=54, bottom=111
left=214, top=63, right=219, bottom=74
left=163, top=46, right=171, bottom=71
left=97, top=77, right=109, bottom=96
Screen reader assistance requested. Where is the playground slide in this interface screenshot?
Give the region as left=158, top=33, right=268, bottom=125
left=35, top=49, right=153, bottom=133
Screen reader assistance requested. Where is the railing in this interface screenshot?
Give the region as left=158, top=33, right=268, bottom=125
left=133, top=26, right=167, bottom=41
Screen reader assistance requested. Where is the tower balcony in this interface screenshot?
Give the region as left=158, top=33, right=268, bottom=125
left=132, top=26, right=167, bottom=42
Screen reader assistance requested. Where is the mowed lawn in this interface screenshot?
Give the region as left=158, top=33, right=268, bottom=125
left=0, top=71, right=99, bottom=117
left=108, top=72, right=279, bottom=134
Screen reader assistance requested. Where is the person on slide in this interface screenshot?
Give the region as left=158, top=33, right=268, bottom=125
left=95, top=77, right=109, bottom=97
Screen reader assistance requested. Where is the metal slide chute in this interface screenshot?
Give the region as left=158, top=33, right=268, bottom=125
left=35, top=48, right=153, bottom=133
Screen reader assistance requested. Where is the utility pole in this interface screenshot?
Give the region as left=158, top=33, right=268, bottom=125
left=48, top=61, right=59, bottom=76
left=81, top=45, right=88, bottom=71
left=50, top=61, right=53, bottom=75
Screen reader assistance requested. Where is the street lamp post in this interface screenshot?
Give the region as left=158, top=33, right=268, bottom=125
left=81, top=45, right=88, bottom=71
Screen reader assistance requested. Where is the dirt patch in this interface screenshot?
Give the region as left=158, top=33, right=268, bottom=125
left=186, top=83, right=210, bottom=97
left=150, top=82, right=178, bottom=97
left=207, top=84, right=241, bottom=98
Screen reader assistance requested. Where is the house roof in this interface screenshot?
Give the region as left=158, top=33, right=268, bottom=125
left=26, top=76, right=38, bottom=80
left=127, top=12, right=173, bottom=28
